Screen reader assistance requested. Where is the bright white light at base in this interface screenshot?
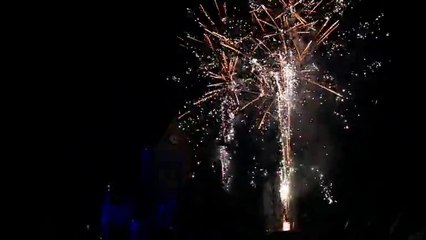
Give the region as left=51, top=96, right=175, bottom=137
left=283, top=221, right=291, bottom=231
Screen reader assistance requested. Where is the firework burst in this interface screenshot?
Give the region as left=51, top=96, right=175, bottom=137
left=174, top=0, right=384, bottom=231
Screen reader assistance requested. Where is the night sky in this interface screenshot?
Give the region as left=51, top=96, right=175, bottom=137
left=34, top=0, right=425, bottom=239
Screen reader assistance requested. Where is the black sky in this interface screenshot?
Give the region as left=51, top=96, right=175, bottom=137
left=31, top=0, right=425, bottom=238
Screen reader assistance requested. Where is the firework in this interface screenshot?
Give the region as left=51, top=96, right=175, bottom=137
left=175, top=0, right=384, bottom=231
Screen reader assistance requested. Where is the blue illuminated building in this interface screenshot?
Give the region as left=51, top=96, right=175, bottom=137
left=100, top=121, right=192, bottom=239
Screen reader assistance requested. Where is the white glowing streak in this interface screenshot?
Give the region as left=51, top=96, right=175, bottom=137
left=226, top=112, right=235, bottom=143
left=219, top=146, right=232, bottom=191
left=221, top=100, right=235, bottom=143
left=219, top=100, right=235, bottom=192
left=274, top=51, right=297, bottom=231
